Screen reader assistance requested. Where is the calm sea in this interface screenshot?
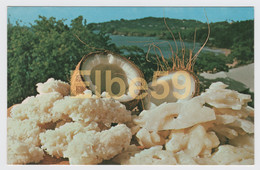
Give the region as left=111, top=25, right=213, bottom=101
left=109, top=35, right=225, bottom=57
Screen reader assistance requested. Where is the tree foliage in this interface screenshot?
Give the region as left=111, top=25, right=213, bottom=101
left=194, top=52, right=229, bottom=74
left=8, top=16, right=118, bottom=107
left=229, top=21, right=254, bottom=65
left=8, top=16, right=253, bottom=107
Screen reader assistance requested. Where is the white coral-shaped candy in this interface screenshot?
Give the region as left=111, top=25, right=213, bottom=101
left=136, top=128, right=167, bottom=148
left=64, top=124, right=132, bottom=165
left=40, top=121, right=100, bottom=158
left=36, top=78, right=70, bottom=96
left=134, top=96, right=216, bottom=131
left=10, top=92, right=64, bottom=124
left=8, top=136, right=44, bottom=164
left=229, top=134, right=254, bottom=153
left=166, top=124, right=220, bottom=157
left=202, top=82, right=251, bottom=110
left=210, top=107, right=254, bottom=140
left=51, top=96, right=131, bottom=127
left=128, top=146, right=177, bottom=165
left=7, top=118, right=41, bottom=146
left=7, top=118, right=44, bottom=164
left=211, top=145, right=254, bottom=165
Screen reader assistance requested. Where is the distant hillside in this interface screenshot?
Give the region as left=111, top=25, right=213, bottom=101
left=87, top=17, right=254, bottom=65
left=87, top=17, right=207, bottom=41
left=87, top=17, right=253, bottom=48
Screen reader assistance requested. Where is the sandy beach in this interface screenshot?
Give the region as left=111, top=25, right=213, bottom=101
left=200, top=63, right=254, bottom=92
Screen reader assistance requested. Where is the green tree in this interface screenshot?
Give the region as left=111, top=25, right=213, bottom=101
left=194, top=52, right=229, bottom=73
left=229, top=20, right=254, bottom=65
left=8, top=16, right=118, bottom=107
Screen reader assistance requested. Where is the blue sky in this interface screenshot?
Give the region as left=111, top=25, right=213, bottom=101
left=8, top=7, right=254, bottom=26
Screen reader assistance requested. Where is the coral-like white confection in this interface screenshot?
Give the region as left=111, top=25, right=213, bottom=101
left=10, top=92, right=64, bottom=124
left=134, top=96, right=216, bottom=131
left=40, top=121, right=100, bottom=158
left=209, top=108, right=254, bottom=140
left=7, top=79, right=255, bottom=165
left=136, top=128, right=166, bottom=148
left=213, top=114, right=254, bottom=133
left=7, top=136, right=44, bottom=164
left=175, top=151, right=198, bottom=165
left=36, top=78, right=70, bottom=96
left=166, top=124, right=220, bottom=157
left=202, top=82, right=251, bottom=110
left=83, top=89, right=93, bottom=96
left=128, top=146, right=177, bottom=165
left=211, top=145, right=254, bottom=165
left=7, top=118, right=41, bottom=146
left=64, top=124, right=132, bottom=165
left=214, top=106, right=254, bottom=118
left=229, top=134, right=254, bottom=153
left=51, top=96, right=131, bottom=127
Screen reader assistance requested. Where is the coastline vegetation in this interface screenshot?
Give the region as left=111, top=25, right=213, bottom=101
left=7, top=16, right=254, bottom=107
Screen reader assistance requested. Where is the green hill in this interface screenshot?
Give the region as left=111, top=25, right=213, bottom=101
left=88, top=17, right=253, bottom=47
left=88, top=17, right=206, bottom=40
left=88, top=17, right=254, bottom=65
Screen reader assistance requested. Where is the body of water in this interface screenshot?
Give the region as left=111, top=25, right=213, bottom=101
left=109, top=35, right=226, bottom=57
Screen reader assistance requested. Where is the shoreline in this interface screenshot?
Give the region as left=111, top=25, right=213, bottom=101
left=208, top=47, right=231, bottom=56
left=109, top=34, right=231, bottom=56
